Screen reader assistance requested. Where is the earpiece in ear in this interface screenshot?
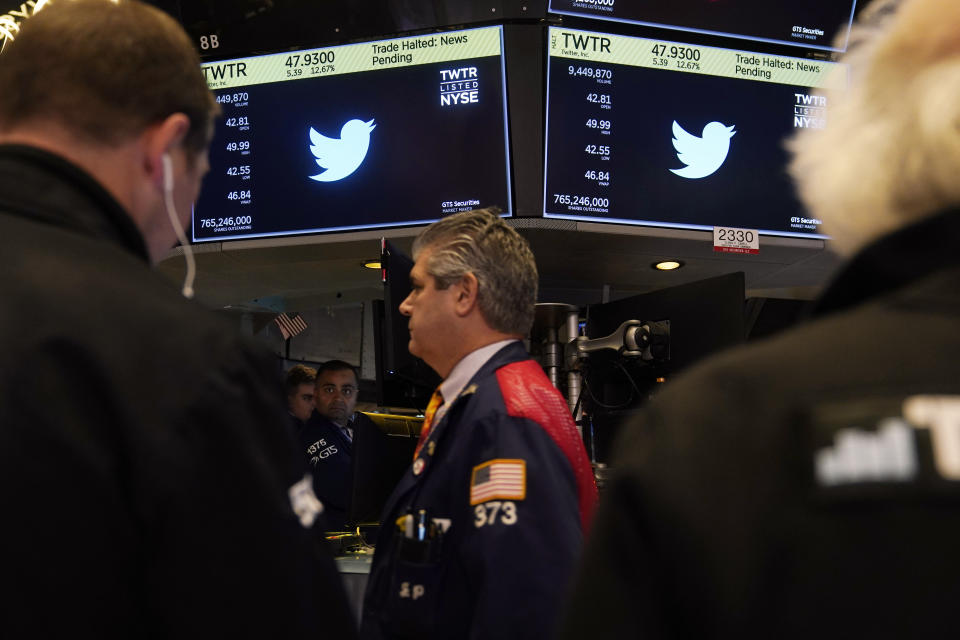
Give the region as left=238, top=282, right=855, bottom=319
left=159, top=151, right=195, bottom=299
left=161, top=152, right=174, bottom=192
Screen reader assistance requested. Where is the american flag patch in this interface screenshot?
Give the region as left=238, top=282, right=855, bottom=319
left=470, top=459, right=526, bottom=505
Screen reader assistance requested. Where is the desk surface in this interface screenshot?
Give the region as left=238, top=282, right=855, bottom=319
left=336, top=553, right=374, bottom=574
left=336, top=554, right=372, bottom=627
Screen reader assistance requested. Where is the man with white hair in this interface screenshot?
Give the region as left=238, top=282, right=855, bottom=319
left=560, top=0, right=960, bottom=637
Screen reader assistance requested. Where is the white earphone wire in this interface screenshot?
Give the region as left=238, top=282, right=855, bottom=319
left=161, top=153, right=196, bottom=299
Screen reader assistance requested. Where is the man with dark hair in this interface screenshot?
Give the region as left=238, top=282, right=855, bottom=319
left=360, top=208, right=598, bottom=639
left=300, top=359, right=359, bottom=531
left=314, top=359, right=361, bottom=433
left=0, top=1, right=355, bottom=636
left=560, top=1, right=960, bottom=638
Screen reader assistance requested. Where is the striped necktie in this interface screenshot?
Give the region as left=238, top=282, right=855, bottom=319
left=413, top=388, right=444, bottom=460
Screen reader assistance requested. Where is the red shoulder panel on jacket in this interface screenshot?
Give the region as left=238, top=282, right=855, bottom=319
left=496, top=360, right=598, bottom=532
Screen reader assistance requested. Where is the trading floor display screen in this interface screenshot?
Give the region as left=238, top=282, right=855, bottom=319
left=543, top=27, right=845, bottom=238
left=193, top=25, right=511, bottom=242
left=548, top=0, right=858, bottom=52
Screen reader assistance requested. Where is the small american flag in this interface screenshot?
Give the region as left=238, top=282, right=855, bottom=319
left=274, top=312, right=308, bottom=340
left=470, top=459, right=526, bottom=505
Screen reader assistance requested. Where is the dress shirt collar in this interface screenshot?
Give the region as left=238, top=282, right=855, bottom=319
left=435, top=339, right=518, bottom=423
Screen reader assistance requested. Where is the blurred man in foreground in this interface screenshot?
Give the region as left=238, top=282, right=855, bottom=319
left=0, top=1, right=355, bottom=636
left=561, top=0, right=960, bottom=637
left=361, top=208, right=598, bottom=639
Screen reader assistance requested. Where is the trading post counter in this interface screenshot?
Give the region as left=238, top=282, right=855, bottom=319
left=335, top=550, right=374, bottom=627
left=329, top=411, right=424, bottom=626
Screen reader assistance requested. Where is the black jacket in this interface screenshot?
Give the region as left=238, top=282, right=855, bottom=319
left=300, top=410, right=354, bottom=531
left=561, top=208, right=960, bottom=639
left=0, top=145, right=356, bottom=638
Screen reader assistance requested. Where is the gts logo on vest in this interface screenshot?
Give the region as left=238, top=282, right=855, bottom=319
left=440, top=67, right=479, bottom=107
left=307, top=438, right=338, bottom=462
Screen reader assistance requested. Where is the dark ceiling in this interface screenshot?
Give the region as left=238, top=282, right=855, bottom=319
left=157, top=218, right=842, bottom=313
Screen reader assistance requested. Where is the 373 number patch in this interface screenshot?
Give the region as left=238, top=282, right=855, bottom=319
left=474, top=500, right=517, bottom=528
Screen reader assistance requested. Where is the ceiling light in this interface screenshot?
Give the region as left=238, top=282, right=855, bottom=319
left=653, top=260, right=683, bottom=271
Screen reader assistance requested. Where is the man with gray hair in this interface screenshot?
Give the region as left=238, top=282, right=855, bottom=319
left=361, top=208, right=597, bottom=639
left=560, top=0, right=960, bottom=637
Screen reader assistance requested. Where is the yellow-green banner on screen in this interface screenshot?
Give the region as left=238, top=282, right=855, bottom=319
left=549, top=27, right=845, bottom=90
left=204, top=26, right=502, bottom=90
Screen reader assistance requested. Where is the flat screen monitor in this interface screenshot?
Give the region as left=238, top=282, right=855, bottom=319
left=543, top=27, right=845, bottom=238
left=348, top=412, right=422, bottom=526
left=583, top=272, right=746, bottom=462
left=548, top=0, right=859, bottom=52
left=373, top=239, right=442, bottom=410
left=586, top=272, right=745, bottom=379
left=192, top=25, right=512, bottom=242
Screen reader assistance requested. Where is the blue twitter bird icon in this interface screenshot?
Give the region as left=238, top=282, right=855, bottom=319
left=669, top=120, right=736, bottom=179
left=308, top=118, right=376, bottom=182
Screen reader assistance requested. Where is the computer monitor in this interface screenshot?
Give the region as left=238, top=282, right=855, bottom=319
left=347, top=412, right=423, bottom=526
left=373, top=238, right=442, bottom=410
left=582, top=272, right=746, bottom=462
left=192, top=24, right=512, bottom=242
left=543, top=26, right=846, bottom=238
left=548, top=0, right=859, bottom=52
left=744, top=296, right=813, bottom=341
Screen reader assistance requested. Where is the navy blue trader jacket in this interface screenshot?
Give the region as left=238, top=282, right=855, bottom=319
left=361, top=342, right=598, bottom=640
left=300, top=411, right=353, bottom=531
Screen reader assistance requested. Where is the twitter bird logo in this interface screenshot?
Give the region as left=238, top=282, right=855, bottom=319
left=669, top=120, right=736, bottom=179
left=308, top=118, right=376, bottom=182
